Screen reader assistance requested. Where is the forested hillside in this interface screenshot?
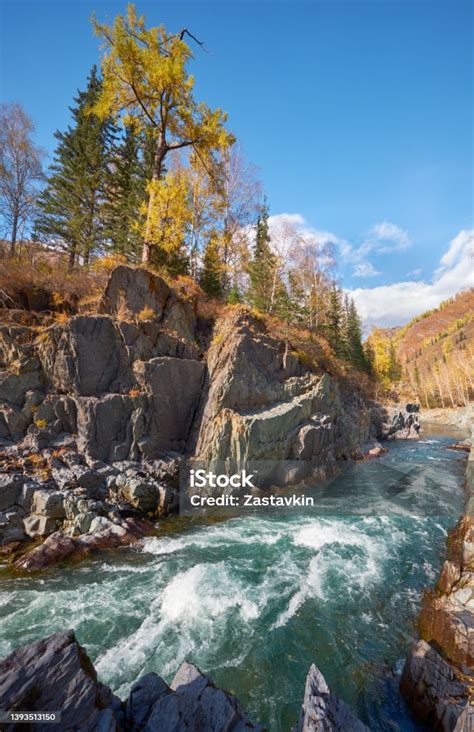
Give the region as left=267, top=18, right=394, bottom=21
left=367, top=289, right=473, bottom=407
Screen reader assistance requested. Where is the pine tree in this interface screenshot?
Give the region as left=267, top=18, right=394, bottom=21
left=35, top=67, right=115, bottom=267
left=326, top=285, right=344, bottom=357
left=200, top=236, right=223, bottom=298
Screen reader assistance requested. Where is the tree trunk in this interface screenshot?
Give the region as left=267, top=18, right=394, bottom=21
left=143, top=134, right=166, bottom=264
left=9, top=214, right=19, bottom=256
left=68, top=243, right=77, bottom=270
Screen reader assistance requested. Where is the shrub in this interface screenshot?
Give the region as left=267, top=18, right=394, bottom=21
left=136, top=306, right=155, bottom=321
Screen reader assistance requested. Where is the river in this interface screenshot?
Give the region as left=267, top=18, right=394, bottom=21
left=0, top=425, right=468, bottom=731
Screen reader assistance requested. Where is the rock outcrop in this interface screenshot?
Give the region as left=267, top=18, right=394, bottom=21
left=0, top=266, right=420, bottom=568
left=0, top=631, right=372, bottom=732
left=192, top=309, right=376, bottom=490
left=400, top=425, right=474, bottom=730
left=295, top=664, right=369, bottom=731
left=0, top=631, right=262, bottom=731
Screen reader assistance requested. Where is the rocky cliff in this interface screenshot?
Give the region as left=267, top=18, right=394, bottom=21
left=400, top=425, right=474, bottom=731
left=0, top=265, right=419, bottom=569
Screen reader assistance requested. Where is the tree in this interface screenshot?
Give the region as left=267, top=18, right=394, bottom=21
left=36, top=67, right=115, bottom=267
left=200, top=236, right=223, bottom=298
left=92, top=3, right=234, bottom=264
left=326, top=285, right=344, bottom=357
left=143, top=167, right=190, bottom=275
left=387, top=339, right=402, bottom=382
left=247, top=201, right=280, bottom=313
left=103, top=125, right=154, bottom=261
left=344, top=297, right=368, bottom=372
left=0, top=103, right=43, bottom=255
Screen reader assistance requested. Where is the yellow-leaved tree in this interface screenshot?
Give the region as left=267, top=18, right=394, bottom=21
left=143, top=168, right=191, bottom=274
left=92, top=3, right=234, bottom=265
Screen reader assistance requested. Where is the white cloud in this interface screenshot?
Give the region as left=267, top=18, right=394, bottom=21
left=352, top=261, right=381, bottom=278
left=348, top=229, right=474, bottom=328
left=406, top=267, right=422, bottom=277
left=369, top=221, right=411, bottom=253
left=341, top=220, right=411, bottom=277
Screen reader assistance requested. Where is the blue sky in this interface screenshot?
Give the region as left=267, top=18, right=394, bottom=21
left=1, top=0, right=472, bottom=325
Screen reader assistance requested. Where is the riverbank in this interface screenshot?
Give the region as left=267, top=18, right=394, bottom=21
left=420, top=405, right=472, bottom=432
left=401, top=418, right=473, bottom=730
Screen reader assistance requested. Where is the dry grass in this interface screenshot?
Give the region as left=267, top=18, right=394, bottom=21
left=0, top=250, right=107, bottom=315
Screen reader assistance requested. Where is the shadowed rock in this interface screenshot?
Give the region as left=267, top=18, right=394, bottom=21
left=0, top=631, right=122, bottom=731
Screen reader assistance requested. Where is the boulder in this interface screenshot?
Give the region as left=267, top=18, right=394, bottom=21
left=140, top=661, right=263, bottom=731
left=116, top=473, right=168, bottom=514
left=0, top=474, right=23, bottom=510
left=0, top=506, right=26, bottom=544
left=23, top=514, right=58, bottom=539
left=31, top=489, right=65, bottom=519
left=0, top=631, right=122, bottom=730
left=13, top=517, right=155, bottom=571
left=374, top=405, right=421, bottom=440
left=0, top=633, right=262, bottom=731
left=99, top=265, right=196, bottom=342
left=296, top=663, right=369, bottom=731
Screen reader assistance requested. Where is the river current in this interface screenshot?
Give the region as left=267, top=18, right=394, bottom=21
left=0, top=425, right=468, bottom=731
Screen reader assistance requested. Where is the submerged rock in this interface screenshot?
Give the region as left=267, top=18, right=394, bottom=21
left=296, top=664, right=369, bottom=731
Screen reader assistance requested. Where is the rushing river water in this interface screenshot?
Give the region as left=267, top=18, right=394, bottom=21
left=0, top=425, right=469, bottom=731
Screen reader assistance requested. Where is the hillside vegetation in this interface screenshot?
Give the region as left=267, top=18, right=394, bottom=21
left=367, top=289, right=473, bottom=407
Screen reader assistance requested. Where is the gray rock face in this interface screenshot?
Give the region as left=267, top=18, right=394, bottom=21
left=193, top=310, right=374, bottom=487
left=99, top=265, right=196, bottom=342
left=134, top=357, right=205, bottom=453
left=0, top=631, right=122, bottom=731
left=296, top=664, right=369, bottom=731
left=38, top=315, right=131, bottom=396
left=373, top=404, right=421, bottom=440
left=0, top=474, right=23, bottom=510
left=140, top=661, right=263, bottom=732
left=400, top=640, right=470, bottom=732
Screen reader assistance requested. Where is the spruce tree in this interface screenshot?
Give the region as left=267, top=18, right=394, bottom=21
left=103, top=126, right=151, bottom=261
left=387, top=340, right=402, bottom=382
left=344, top=297, right=368, bottom=371
left=200, top=237, right=223, bottom=298
left=35, top=67, right=115, bottom=267
left=326, top=285, right=344, bottom=357
left=247, top=201, right=279, bottom=313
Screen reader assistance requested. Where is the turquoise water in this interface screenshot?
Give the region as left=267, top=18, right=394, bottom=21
left=0, top=428, right=468, bottom=731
